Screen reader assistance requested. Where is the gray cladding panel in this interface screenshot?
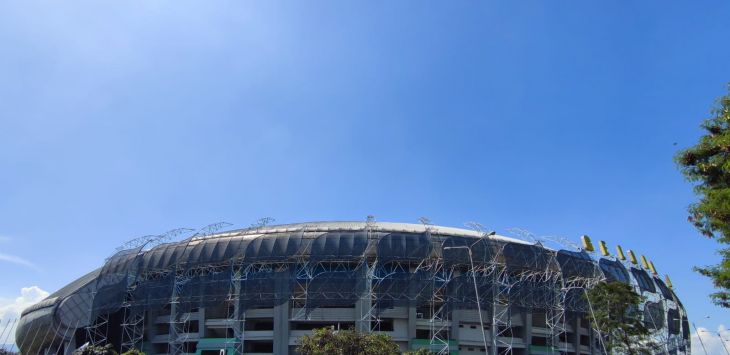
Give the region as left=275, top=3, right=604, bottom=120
left=245, top=233, right=304, bottom=262
left=310, top=231, right=368, bottom=261
left=376, top=232, right=431, bottom=261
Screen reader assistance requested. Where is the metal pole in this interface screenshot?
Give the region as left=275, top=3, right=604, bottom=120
left=18, top=317, right=43, bottom=354
left=582, top=290, right=607, bottom=355
left=468, top=249, right=489, bottom=354
left=443, top=246, right=489, bottom=354
left=716, top=332, right=730, bottom=355
left=52, top=319, right=79, bottom=355
left=693, top=322, right=709, bottom=355
left=1, top=319, right=18, bottom=352
left=0, top=319, right=10, bottom=350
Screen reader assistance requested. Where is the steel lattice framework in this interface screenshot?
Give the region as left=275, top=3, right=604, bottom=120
left=15, top=221, right=690, bottom=355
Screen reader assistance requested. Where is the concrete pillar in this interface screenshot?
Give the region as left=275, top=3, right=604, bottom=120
left=198, top=307, right=206, bottom=338
left=273, top=269, right=292, bottom=355
left=407, top=305, right=417, bottom=351
left=523, top=309, right=533, bottom=348
left=273, top=300, right=289, bottom=355
left=572, top=314, right=580, bottom=354
left=587, top=315, right=596, bottom=355
left=450, top=309, right=461, bottom=343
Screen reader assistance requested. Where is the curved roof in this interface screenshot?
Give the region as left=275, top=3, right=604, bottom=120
left=17, top=221, right=687, bottom=354
left=199, top=221, right=531, bottom=245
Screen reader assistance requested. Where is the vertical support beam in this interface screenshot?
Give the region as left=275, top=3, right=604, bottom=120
left=198, top=307, right=206, bottom=339
left=588, top=315, right=597, bottom=355
left=120, top=281, right=145, bottom=353
left=523, top=309, right=532, bottom=347
left=144, top=309, right=156, bottom=350
left=273, top=299, right=290, bottom=355
left=355, top=262, right=371, bottom=333
left=168, top=285, right=180, bottom=355
left=450, top=309, right=460, bottom=346
left=572, top=314, right=580, bottom=354
left=169, top=269, right=193, bottom=355
left=490, top=272, right=500, bottom=355
left=273, top=266, right=291, bottom=355
left=230, top=263, right=245, bottom=355
left=408, top=305, right=417, bottom=351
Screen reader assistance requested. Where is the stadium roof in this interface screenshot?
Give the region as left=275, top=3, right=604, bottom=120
left=201, top=221, right=532, bottom=245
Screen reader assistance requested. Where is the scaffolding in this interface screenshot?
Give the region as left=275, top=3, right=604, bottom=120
left=17, top=222, right=691, bottom=355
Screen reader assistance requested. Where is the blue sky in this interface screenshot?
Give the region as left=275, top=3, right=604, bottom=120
left=1, top=0, right=730, bottom=350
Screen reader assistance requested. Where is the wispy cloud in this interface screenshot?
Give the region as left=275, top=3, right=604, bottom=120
left=0, top=286, right=50, bottom=350
left=692, top=324, right=730, bottom=354
left=0, top=253, right=40, bottom=272
left=0, top=236, right=10, bottom=243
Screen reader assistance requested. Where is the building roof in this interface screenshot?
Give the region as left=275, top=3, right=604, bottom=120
left=200, top=220, right=531, bottom=245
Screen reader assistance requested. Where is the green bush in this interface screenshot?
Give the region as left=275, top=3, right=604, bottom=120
left=297, top=327, right=399, bottom=355
left=73, top=344, right=118, bottom=355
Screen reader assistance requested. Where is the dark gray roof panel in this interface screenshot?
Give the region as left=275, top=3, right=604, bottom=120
left=245, top=233, right=304, bottom=262
left=310, top=231, right=368, bottom=262
left=631, top=268, right=657, bottom=293
left=442, top=236, right=494, bottom=265
left=599, top=258, right=630, bottom=284
left=182, top=237, right=250, bottom=266
left=644, top=301, right=665, bottom=330
left=140, top=243, right=176, bottom=270
left=376, top=232, right=432, bottom=261
left=653, top=276, right=676, bottom=302
left=556, top=250, right=597, bottom=279
left=502, top=242, right=553, bottom=271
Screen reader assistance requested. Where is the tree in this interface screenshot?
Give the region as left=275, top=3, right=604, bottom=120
left=297, top=327, right=399, bottom=355
left=73, top=344, right=119, bottom=355
left=121, top=350, right=145, bottom=355
left=585, top=281, right=654, bottom=354
left=0, top=349, right=17, bottom=355
left=675, top=85, right=730, bottom=307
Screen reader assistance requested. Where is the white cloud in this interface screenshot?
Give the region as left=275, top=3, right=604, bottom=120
left=0, top=253, right=40, bottom=272
left=0, top=286, right=50, bottom=349
left=692, top=324, right=730, bottom=354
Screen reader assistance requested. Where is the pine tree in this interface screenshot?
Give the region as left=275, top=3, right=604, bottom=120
left=585, top=281, right=655, bottom=354
left=676, top=85, right=730, bottom=307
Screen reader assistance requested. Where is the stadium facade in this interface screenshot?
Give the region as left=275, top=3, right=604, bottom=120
left=16, top=222, right=689, bottom=355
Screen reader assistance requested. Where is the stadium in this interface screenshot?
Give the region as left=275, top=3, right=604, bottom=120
left=16, top=221, right=689, bottom=355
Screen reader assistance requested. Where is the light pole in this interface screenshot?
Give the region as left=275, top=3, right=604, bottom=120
left=443, top=245, right=489, bottom=354
left=700, top=315, right=730, bottom=355
left=697, top=329, right=730, bottom=355
left=693, top=322, right=709, bottom=355
left=717, top=332, right=730, bottom=355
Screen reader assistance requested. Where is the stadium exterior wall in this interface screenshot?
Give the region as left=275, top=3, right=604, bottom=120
left=16, top=222, right=690, bottom=355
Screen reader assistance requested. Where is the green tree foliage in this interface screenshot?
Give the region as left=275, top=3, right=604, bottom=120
left=121, top=349, right=145, bottom=355
left=73, top=344, right=119, bottom=355
left=297, top=327, right=400, bottom=355
left=585, top=281, right=654, bottom=354
left=675, top=85, right=730, bottom=307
